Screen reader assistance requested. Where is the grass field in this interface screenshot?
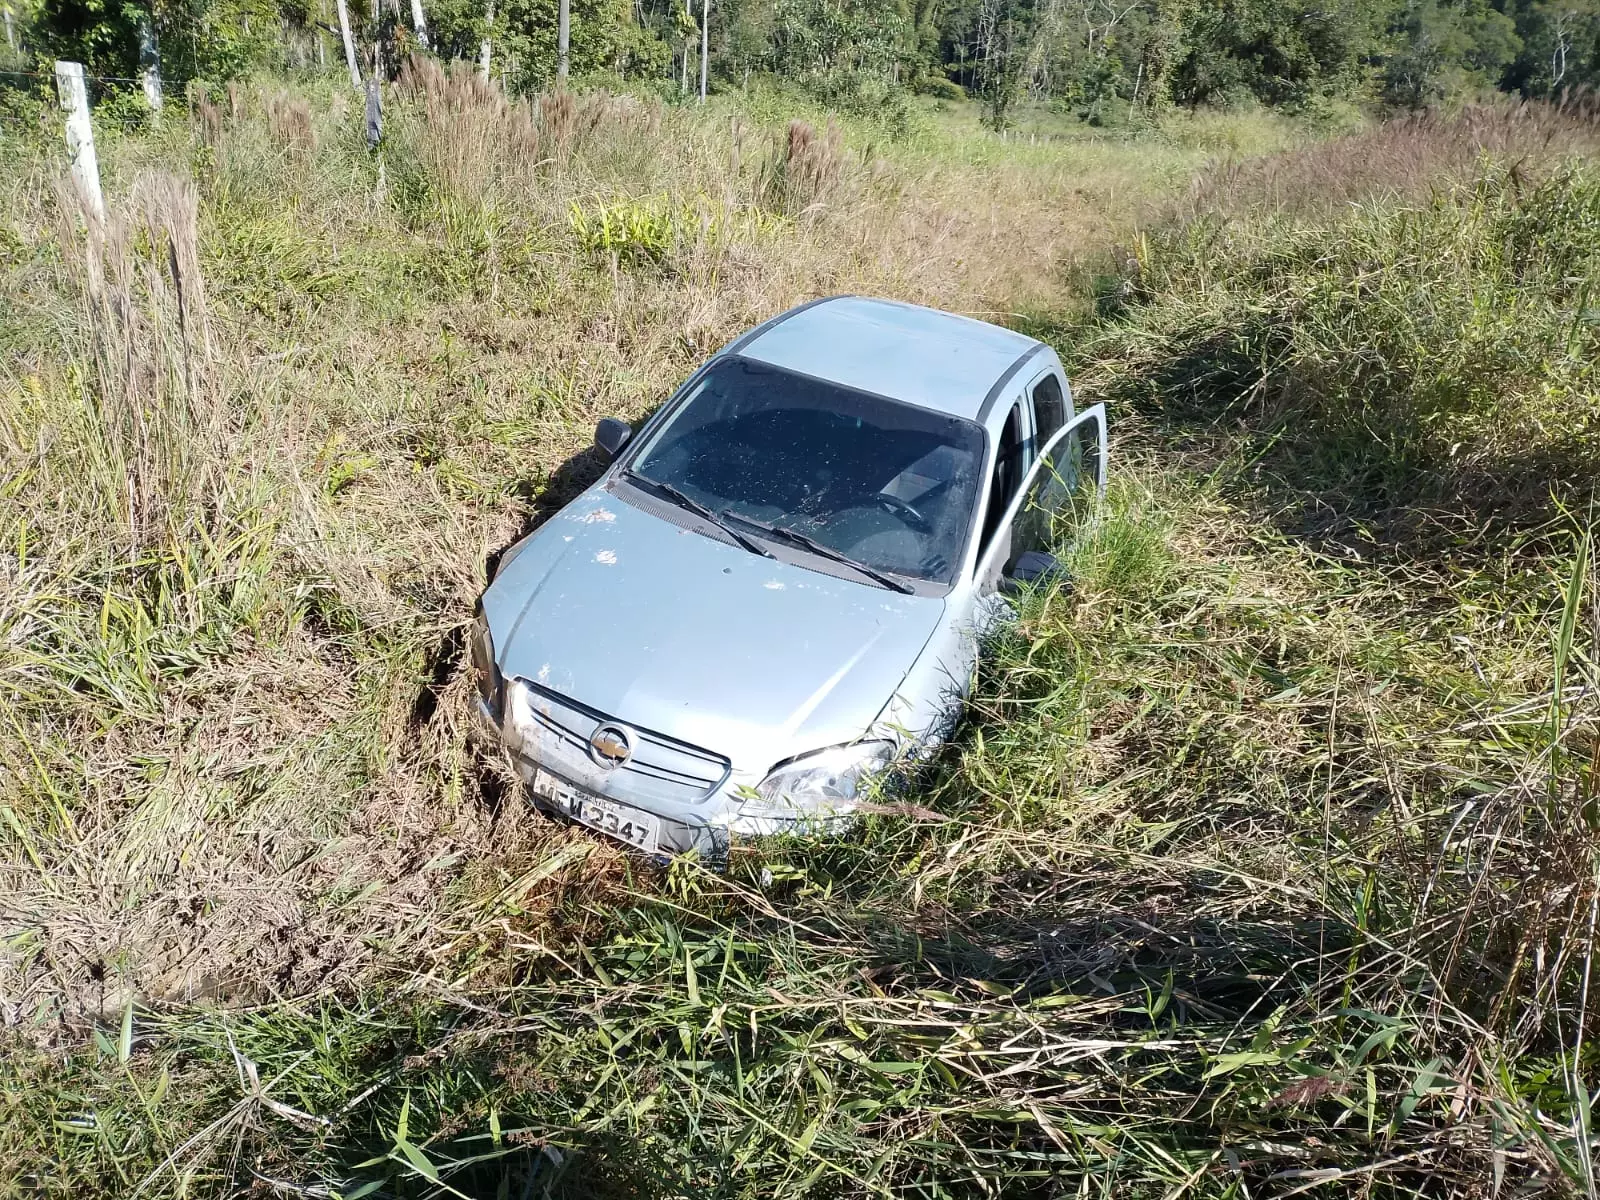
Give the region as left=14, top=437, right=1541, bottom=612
left=2, top=66, right=1599, bottom=1198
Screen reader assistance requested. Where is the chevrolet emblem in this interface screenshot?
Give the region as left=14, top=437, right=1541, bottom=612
left=588, top=723, right=634, bottom=769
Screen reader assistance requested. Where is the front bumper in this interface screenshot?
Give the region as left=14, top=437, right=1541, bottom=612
left=473, top=695, right=870, bottom=861
left=475, top=696, right=734, bottom=861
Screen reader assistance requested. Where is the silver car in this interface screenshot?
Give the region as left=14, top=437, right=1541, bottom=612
left=471, top=296, right=1107, bottom=858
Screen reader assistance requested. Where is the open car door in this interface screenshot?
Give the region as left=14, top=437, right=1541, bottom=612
left=975, top=403, right=1107, bottom=598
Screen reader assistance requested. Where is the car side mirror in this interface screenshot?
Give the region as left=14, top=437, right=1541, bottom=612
left=1000, top=549, right=1064, bottom=596
left=594, top=417, right=632, bottom=462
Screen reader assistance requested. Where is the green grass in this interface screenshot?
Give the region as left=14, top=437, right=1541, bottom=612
left=9, top=470, right=1596, bottom=1197
left=2, top=68, right=1599, bottom=1200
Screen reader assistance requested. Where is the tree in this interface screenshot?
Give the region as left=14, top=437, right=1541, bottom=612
left=972, top=0, right=1040, bottom=127
left=1503, top=0, right=1600, bottom=95
left=1382, top=0, right=1520, bottom=107
left=336, top=0, right=361, bottom=83
left=769, top=0, right=908, bottom=106
left=425, top=0, right=662, bottom=83
left=1168, top=0, right=1385, bottom=108
left=30, top=0, right=280, bottom=81
left=716, top=0, right=776, bottom=81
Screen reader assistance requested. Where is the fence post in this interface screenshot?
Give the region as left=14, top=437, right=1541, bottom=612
left=138, top=17, right=163, bottom=113
left=4, top=6, right=15, bottom=51
left=365, top=76, right=381, bottom=149
left=55, top=62, right=105, bottom=221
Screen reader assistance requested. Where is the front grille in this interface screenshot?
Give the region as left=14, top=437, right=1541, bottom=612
left=509, top=679, right=730, bottom=807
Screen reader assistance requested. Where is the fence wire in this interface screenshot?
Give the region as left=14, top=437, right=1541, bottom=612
left=0, top=64, right=171, bottom=141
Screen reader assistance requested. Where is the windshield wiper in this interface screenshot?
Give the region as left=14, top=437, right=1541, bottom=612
left=624, top=471, right=774, bottom=560
left=722, top=512, right=915, bottom=594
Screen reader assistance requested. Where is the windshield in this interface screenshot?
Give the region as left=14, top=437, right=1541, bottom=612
left=627, top=357, right=985, bottom=585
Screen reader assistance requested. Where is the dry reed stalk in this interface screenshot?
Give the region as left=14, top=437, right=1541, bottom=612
left=192, top=95, right=223, bottom=146
left=765, top=118, right=849, bottom=217
left=1183, top=96, right=1600, bottom=220
left=266, top=91, right=317, bottom=157
left=57, top=171, right=223, bottom=546
left=538, top=87, right=576, bottom=158
left=398, top=54, right=540, bottom=204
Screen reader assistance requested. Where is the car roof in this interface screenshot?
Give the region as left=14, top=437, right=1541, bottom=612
left=732, top=296, right=1043, bottom=422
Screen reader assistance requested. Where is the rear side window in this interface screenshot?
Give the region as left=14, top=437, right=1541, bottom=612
left=979, top=401, right=1025, bottom=554
left=1032, top=374, right=1065, bottom=444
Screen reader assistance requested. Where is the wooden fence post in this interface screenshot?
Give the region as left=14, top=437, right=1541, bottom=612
left=55, top=62, right=105, bottom=221
left=138, top=16, right=163, bottom=112
left=699, top=0, right=708, bottom=103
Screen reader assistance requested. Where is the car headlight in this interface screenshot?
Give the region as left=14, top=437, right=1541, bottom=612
left=745, top=741, right=896, bottom=821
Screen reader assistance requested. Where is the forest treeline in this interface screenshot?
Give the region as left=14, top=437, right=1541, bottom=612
left=6, top=0, right=1599, bottom=127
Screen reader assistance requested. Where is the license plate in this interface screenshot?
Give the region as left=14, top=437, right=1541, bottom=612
left=531, top=769, right=659, bottom=854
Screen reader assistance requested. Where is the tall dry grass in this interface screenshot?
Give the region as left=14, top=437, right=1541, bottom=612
left=762, top=117, right=849, bottom=215
left=1082, top=105, right=1600, bottom=550
left=394, top=55, right=542, bottom=204
left=1179, top=94, right=1600, bottom=220
left=62, top=173, right=224, bottom=546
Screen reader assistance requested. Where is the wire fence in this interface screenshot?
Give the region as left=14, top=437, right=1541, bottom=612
left=0, top=67, right=145, bottom=83
left=0, top=63, right=161, bottom=138
left=0, top=67, right=45, bottom=136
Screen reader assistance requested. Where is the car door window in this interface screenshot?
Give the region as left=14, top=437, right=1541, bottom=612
left=978, top=401, right=1026, bottom=556
left=977, top=404, right=1107, bottom=596
left=1031, top=373, right=1066, bottom=445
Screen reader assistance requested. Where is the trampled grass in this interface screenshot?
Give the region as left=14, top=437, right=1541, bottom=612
left=2, top=69, right=1598, bottom=1199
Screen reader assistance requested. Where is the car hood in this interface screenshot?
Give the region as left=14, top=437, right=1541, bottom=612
left=482, top=489, right=945, bottom=774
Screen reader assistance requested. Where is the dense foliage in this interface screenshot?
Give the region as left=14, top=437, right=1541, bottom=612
left=10, top=0, right=1600, bottom=120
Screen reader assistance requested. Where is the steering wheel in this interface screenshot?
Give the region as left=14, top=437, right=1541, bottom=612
left=873, top=492, right=930, bottom=530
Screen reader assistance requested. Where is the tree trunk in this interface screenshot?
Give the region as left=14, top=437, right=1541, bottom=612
left=335, top=0, right=362, bottom=87
left=698, top=0, right=708, bottom=103
left=557, top=0, right=570, bottom=79
left=410, top=0, right=430, bottom=49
